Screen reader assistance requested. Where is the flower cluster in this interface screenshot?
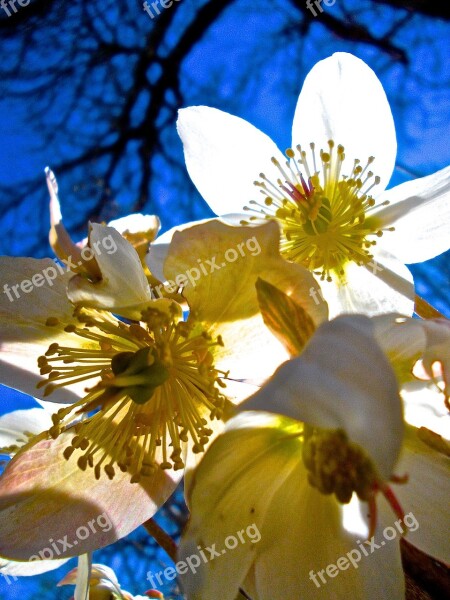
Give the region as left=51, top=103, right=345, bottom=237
left=0, top=53, right=448, bottom=599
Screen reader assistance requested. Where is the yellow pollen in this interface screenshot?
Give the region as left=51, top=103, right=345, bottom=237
left=242, top=140, right=394, bottom=281
left=301, top=426, right=407, bottom=539
left=302, top=427, right=378, bottom=504
left=36, top=306, right=226, bottom=482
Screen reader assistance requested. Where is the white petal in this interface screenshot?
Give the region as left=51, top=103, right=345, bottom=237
left=108, top=214, right=160, bottom=236
left=179, top=413, right=301, bottom=600
left=417, top=318, right=450, bottom=397
left=0, top=350, right=81, bottom=405
left=379, top=426, right=450, bottom=562
left=177, top=106, right=285, bottom=215
left=375, top=165, right=450, bottom=263
left=0, top=257, right=86, bottom=403
left=401, top=382, right=449, bottom=438
left=320, top=250, right=414, bottom=318
left=67, top=225, right=153, bottom=318
left=0, top=556, right=70, bottom=577
left=254, top=463, right=404, bottom=600
left=241, top=316, right=403, bottom=479
left=292, top=53, right=396, bottom=194
left=0, top=408, right=53, bottom=449
left=371, top=314, right=426, bottom=364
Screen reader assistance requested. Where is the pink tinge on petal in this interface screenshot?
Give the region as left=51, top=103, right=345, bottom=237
left=0, top=434, right=180, bottom=560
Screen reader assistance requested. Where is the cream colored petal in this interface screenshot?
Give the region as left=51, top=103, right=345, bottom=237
left=179, top=413, right=302, bottom=600
left=46, top=167, right=86, bottom=271
left=164, top=219, right=327, bottom=380
left=181, top=412, right=404, bottom=600
left=254, top=461, right=404, bottom=600
left=292, top=53, right=396, bottom=194
left=0, top=257, right=88, bottom=403
left=320, top=250, right=414, bottom=318
left=375, top=165, right=450, bottom=263
left=146, top=218, right=215, bottom=282
left=379, top=426, right=450, bottom=562
left=0, top=408, right=53, bottom=450
left=0, top=555, right=70, bottom=577
left=0, top=433, right=181, bottom=560
left=58, top=563, right=119, bottom=588
left=108, top=214, right=160, bottom=237
left=241, top=315, right=403, bottom=479
left=67, top=225, right=154, bottom=319
left=183, top=379, right=260, bottom=495
left=177, top=106, right=285, bottom=215
left=74, top=554, right=92, bottom=600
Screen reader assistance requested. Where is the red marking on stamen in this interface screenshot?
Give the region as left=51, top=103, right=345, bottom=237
left=280, top=182, right=306, bottom=206
left=381, top=483, right=405, bottom=523
left=368, top=495, right=378, bottom=540
left=391, top=473, right=409, bottom=484
left=367, top=478, right=406, bottom=540
left=300, top=174, right=314, bottom=198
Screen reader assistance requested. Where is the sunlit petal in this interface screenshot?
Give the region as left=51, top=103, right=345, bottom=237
left=164, top=220, right=327, bottom=380
left=292, top=52, right=396, bottom=194
left=319, top=250, right=414, bottom=318
left=379, top=426, right=450, bottom=562
left=177, top=106, right=285, bottom=215
left=375, top=165, right=450, bottom=263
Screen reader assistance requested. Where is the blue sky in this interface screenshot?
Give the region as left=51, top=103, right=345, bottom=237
left=0, top=0, right=449, bottom=597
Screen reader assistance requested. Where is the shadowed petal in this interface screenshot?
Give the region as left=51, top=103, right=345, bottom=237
left=0, top=432, right=180, bottom=560
left=241, top=316, right=403, bottom=479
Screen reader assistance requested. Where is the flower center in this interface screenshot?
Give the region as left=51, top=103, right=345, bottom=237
left=242, top=141, right=394, bottom=281
left=302, top=426, right=378, bottom=504
left=302, top=426, right=406, bottom=538
left=37, top=305, right=226, bottom=482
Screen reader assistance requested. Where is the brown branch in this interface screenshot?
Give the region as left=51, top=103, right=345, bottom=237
left=142, top=517, right=178, bottom=562
left=373, top=0, right=450, bottom=21
left=289, top=0, right=408, bottom=63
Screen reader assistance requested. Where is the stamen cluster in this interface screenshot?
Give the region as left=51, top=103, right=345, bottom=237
left=302, top=427, right=378, bottom=504
left=241, top=141, right=394, bottom=281
left=37, top=306, right=226, bottom=482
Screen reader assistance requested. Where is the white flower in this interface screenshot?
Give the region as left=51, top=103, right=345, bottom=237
left=178, top=316, right=407, bottom=599
left=177, top=52, right=450, bottom=317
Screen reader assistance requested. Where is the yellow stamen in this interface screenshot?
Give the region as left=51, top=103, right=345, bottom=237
left=36, top=306, right=226, bottom=481
left=242, top=141, right=394, bottom=281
